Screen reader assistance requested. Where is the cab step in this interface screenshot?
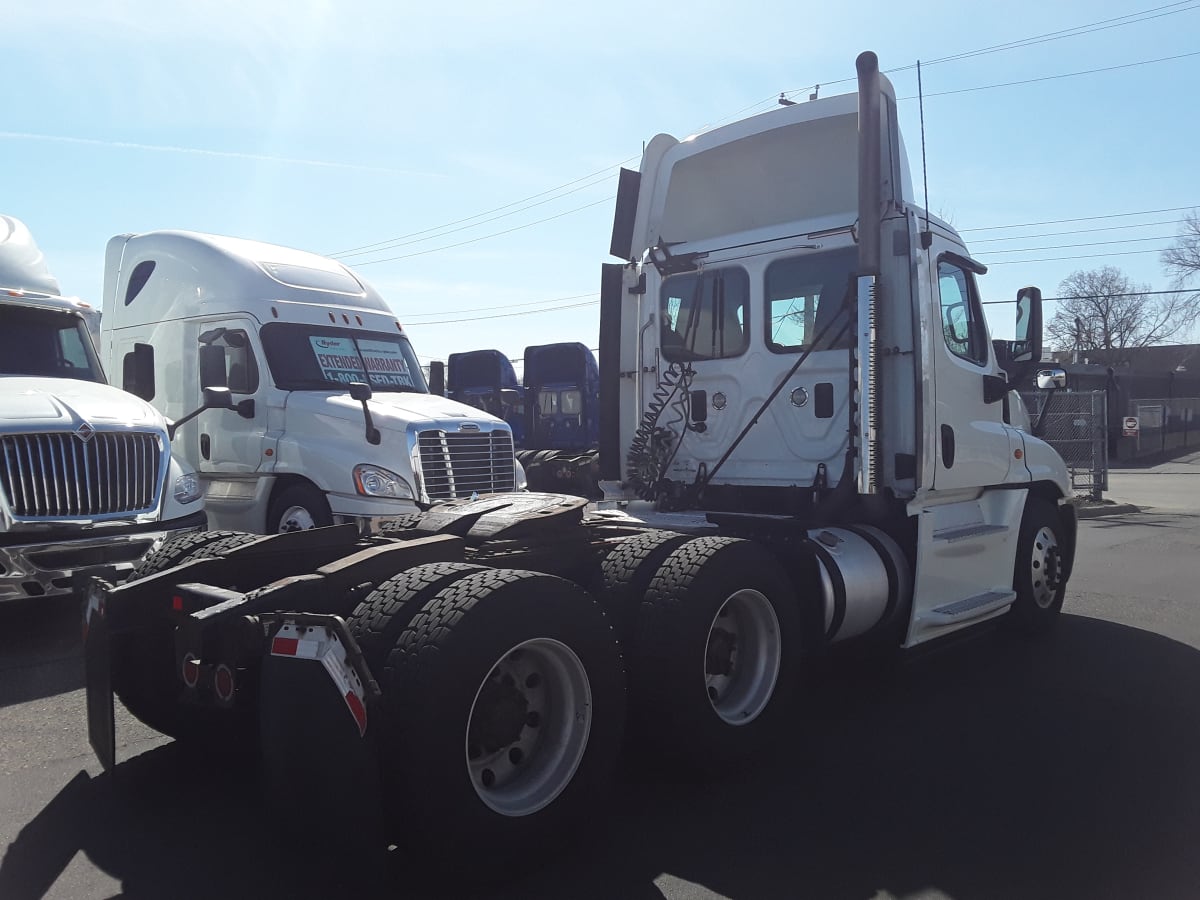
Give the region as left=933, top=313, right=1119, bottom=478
left=923, top=589, right=1016, bottom=625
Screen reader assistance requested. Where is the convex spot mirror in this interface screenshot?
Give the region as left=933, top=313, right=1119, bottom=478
left=1036, top=368, right=1067, bottom=391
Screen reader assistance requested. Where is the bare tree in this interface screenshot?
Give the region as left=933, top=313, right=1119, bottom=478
left=1046, top=266, right=1199, bottom=366
left=1162, top=209, right=1200, bottom=289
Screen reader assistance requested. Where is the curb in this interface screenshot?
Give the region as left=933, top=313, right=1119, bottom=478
left=1075, top=502, right=1141, bottom=519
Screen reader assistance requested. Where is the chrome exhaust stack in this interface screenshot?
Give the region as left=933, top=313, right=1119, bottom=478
left=854, top=50, right=882, bottom=494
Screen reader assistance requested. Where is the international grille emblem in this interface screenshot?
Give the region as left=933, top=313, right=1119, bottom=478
left=459, top=423, right=480, bottom=432
left=74, top=421, right=96, bottom=443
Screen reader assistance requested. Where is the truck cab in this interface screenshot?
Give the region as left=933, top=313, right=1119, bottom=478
left=0, top=216, right=206, bottom=602
left=99, top=231, right=520, bottom=535
left=600, top=52, right=1073, bottom=646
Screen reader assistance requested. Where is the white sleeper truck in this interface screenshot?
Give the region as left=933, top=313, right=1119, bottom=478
left=82, top=52, right=1075, bottom=886
left=0, top=215, right=206, bottom=603
left=99, top=231, right=520, bottom=535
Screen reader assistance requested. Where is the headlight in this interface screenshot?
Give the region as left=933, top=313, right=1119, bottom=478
left=354, top=464, right=415, bottom=499
left=173, top=472, right=203, bottom=504
left=514, top=458, right=528, bottom=492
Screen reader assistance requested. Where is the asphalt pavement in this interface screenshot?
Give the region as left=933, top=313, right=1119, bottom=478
left=1, top=468, right=1198, bottom=900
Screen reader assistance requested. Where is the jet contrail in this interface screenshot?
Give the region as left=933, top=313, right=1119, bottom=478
left=0, top=131, right=440, bottom=177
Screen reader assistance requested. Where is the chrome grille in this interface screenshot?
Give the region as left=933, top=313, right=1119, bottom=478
left=0, top=431, right=162, bottom=518
left=417, top=430, right=515, bottom=500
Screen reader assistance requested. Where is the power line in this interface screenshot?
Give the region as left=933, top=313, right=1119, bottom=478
left=399, top=297, right=598, bottom=326
left=327, top=159, right=636, bottom=257
left=402, top=291, right=598, bottom=318
left=334, top=4, right=1199, bottom=267
left=983, top=288, right=1199, bottom=304
left=974, top=234, right=1179, bottom=254
left=985, top=248, right=1170, bottom=265
left=351, top=197, right=613, bottom=266
left=779, top=0, right=1200, bottom=98
left=968, top=218, right=1185, bottom=243
left=960, top=205, right=1200, bottom=232
left=331, top=171, right=618, bottom=260
left=898, top=49, right=1200, bottom=102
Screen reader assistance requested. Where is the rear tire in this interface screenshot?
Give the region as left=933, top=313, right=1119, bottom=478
left=632, top=536, right=800, bottom=773
left=376, top=569, right=625, bottom=881
left=111, top=530, right=259, bottom=739
left=346, top=562, right=485, bottom=672
left=1008, top=497, right=1067, bottom=633
left=598, top=530, right=690, bottom=645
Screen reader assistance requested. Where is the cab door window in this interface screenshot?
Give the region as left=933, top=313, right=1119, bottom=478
left=937, top=260, right=988, bottom=366
left=207, top=328, right=260, bottom=393
left=660, top=268, right=749, bottom=362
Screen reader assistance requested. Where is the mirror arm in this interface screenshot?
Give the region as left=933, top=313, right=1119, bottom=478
left=1034, top=386, right=1059, bottom=438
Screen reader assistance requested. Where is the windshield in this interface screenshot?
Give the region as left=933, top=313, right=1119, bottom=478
left=0, top=304, right=105, bottom=382
left=260, top=322, right=428, bottom=393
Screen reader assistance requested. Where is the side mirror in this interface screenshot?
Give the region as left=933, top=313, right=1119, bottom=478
left=168, top=386, right=236, bottom=439
left=1036, top=368, right=1067, bottom=391
left=428, top=361, right=446, bottom=397
left=348, top=381, right=373, bottom=403
left=1010, top=286, right=1043, bottom=363
left=997, top=286, right=1043, bottom=384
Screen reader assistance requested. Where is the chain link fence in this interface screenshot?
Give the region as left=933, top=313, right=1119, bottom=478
left=1021, top=391, right=1108, bottom=500
left=1120, top=397, right=1200, bottom=460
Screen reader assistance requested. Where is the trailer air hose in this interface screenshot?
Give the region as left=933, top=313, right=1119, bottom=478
left=625, top=361, right=694, bottom=500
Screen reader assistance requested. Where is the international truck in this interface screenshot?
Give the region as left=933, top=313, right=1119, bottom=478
left=0, top=215, right=206, bottom=603
left=98, top=231, right=522, bottom=536
left=83, top=52, right=1076, bottom=883
left=446, top=342, right=601, bottom=495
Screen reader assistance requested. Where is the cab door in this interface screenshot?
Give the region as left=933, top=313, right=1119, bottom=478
left=196, top=320, right=269, bottom=474
left=928, top=250, right=1016, bottom=492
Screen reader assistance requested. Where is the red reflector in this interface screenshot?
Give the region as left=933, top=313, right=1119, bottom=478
left=271, top=637, right=299, bottom=656
left=172, top=595, right=184, bottom=611
left=345, top=691, right=367, bottom=737
left=214, top=665, right=235, bottom=701
left=182, top=656, right=200, bottom=688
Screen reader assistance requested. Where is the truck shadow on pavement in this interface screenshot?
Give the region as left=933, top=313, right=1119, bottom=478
left=3, top=613, right=1200, bottom=900
left=0, top=595, right=85, bottom=708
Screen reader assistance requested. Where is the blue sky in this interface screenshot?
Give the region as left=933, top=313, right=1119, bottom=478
left=4, top=0, right=1198, bottom=365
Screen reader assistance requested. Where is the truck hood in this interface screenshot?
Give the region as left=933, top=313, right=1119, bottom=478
left=285, top=390, right=507, bottom=431
left=0, top=377, right=165, bottom=429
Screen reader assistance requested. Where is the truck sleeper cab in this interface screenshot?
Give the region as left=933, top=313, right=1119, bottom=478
left=100, top=231, right=518, bottom=535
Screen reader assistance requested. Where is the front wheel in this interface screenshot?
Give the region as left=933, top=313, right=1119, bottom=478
left=1008, top=497, right=1068, bottom=633
left=376, top=569, right=625, bottom=878
left=267, top=483, right=333, bottom=533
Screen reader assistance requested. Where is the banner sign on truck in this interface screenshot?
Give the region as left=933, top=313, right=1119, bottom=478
left=309, top=336, right=415, bottom=388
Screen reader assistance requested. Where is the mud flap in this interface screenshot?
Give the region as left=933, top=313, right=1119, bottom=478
left=84, top=608, right=116, bottom=772
left=258, top=643, right=383, bottom=848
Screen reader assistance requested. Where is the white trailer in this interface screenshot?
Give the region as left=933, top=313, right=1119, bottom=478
left=83, top=52, right=1075, bottom=887
left=99, top=231, right=522, bottom=535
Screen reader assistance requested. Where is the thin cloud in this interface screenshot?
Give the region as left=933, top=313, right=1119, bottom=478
left=0, top=131, right=441, bottom=178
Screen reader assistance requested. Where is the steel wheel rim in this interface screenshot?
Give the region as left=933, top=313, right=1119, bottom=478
left=277, top=506, right=317, bottom=532
left=704, top=588, right=782, bottom=726
left=465, top=638, right=592, bottom=817
left=1030, top=525, right=1062, bottom=609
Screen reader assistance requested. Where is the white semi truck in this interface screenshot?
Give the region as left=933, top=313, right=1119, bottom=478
left=82, top=52, right=1075, bottom=884
left=98, top=231, right=521, bottom=535
left=0, top=215, right=206, bottom=603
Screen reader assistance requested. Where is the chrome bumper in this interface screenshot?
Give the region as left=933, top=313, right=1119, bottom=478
left=0, top=513, right=206, bottom=603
